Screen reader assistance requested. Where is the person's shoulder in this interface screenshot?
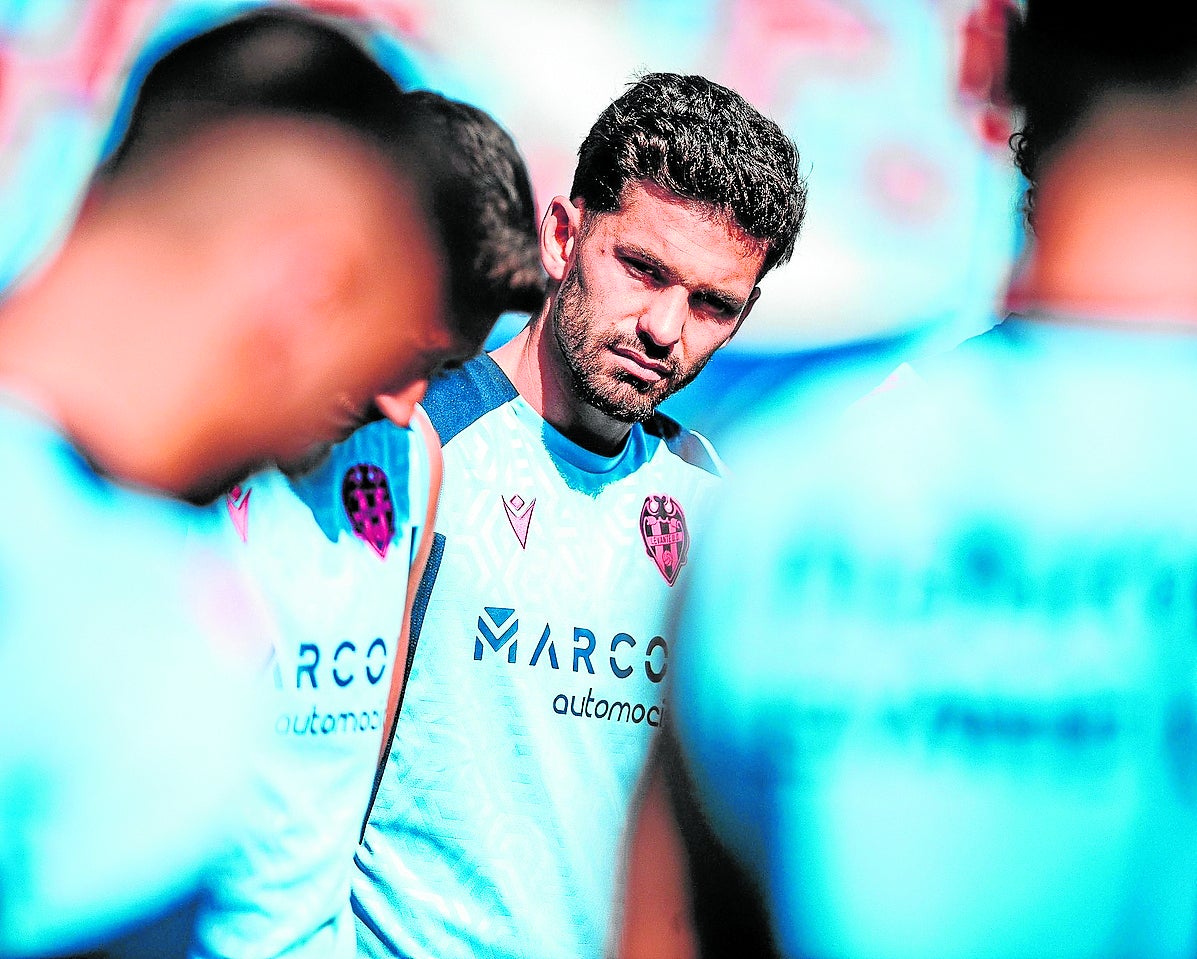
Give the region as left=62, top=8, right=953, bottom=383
left=0, top=407, right=201, bottom=553
left=644, top=411, right=725, bottom=479
left=421, top=353, right=519, bottom=447
left=904, top=317, right=1021, bottom=388
left=284, top=417, right=432, bottom=535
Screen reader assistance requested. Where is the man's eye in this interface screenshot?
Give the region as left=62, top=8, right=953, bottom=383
left=696, top=294, right=735, bottom=317
left=626, top=259, right=659, bottom=281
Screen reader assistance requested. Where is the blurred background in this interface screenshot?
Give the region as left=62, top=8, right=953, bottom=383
left=0, top=0, right=1024, bottom=443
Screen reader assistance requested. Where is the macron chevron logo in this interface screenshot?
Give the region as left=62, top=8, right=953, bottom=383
left=502, top=494, right=536, bottom=549
left=226, top=484, right=251, bottom=543
left=475, top=607, right=518, bottom=662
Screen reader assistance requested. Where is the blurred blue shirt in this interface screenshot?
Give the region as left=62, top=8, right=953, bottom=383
left=672, top=316, right=1197, bottom=959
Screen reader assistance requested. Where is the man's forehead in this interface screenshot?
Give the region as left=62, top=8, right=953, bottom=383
left=581, top=179, right=732, bottom=225
left=584, top=180, right=767, bottom=281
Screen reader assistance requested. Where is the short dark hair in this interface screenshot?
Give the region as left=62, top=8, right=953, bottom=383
left=396, top=91, right=544, bottom=328
left=569, top=72, right=806, bottom=278
left=1007, top=0, right=1197, bottom=226
left=99, top=6, right=416, bottom=186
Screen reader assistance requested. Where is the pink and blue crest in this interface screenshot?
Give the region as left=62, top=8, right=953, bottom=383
left=640, top=495, right=689, bottom=587
left=342, top=463, right=394, bottom=559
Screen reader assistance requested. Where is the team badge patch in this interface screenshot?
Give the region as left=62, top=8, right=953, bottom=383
left=640, top=494, right=689, bottom=586
left=502, top=493, right=536, bottom=549
left=342, top=464, right=394, bottom=559
left=226, top=484, right=251, bottom=543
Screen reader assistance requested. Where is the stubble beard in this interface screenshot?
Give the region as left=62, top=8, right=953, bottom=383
left=551, top=264, right=702, bottom=424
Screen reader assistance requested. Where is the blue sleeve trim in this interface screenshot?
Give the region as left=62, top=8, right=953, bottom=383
left=422, top=354, right=518, bottom=447
left=360, top=532, right=446, bottom=841
left=408, top=532, right=444, bottom=652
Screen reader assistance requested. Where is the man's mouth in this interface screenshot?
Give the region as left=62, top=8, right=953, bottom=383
left=608, top=345, right=672, bottom=383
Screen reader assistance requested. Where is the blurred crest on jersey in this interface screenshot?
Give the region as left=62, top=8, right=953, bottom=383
left=341, top=463, right=394, bottom=558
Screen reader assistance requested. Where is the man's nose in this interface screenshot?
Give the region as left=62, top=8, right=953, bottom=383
left=636, top=286, right=687, bottom=350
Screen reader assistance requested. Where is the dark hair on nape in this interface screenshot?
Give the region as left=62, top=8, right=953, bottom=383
left=396, top=91, right=545, bottom=327
left=97, top=5, right=418, bottom=188
left=1006, top=0, right=1197, bottom=227
left=569, top=72, right=807, bottom=278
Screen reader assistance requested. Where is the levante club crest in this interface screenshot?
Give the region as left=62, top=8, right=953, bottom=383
left=640, top=494, right=689, bottom=586
left=342, top=463, right=394, bottom=558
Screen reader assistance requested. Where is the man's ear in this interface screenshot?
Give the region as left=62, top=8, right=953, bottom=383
left=235, top=226, right=344, bottom=392
left=540, top=196, right=582, bottom=282
left=725, top=286, right=761, bottom=344
left=958, top=0, right=1018, bottom=148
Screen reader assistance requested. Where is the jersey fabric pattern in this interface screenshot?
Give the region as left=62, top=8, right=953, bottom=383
left=352, top=353, right=724, bottom=959
left=673, top=317, right=1197, bottom=959
left=191, top=417, right=431, bottom=959
left=0, top=395, right=258, bottom=958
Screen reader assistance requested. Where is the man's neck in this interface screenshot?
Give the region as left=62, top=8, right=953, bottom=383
left=1012, top=105, right=1197, bottom=323
left=490, top=314, right=634, bottom=457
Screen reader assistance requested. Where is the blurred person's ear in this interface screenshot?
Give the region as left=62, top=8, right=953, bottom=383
left=374, top=381, right=430, bottom=429
left=540, top=196, right=581, bottom=284
left=958, top=0, right=1018, bottom=149
left=223, top=217, right=365, bottom=444
left=239, top=225, right=341, bottom=364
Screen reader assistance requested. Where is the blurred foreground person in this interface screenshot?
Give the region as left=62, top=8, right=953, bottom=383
left=0, top=8, right=446, bottom=956
left=650, top=2, right=1197, bottom=957
left=188, top=90, right=544, bottom=959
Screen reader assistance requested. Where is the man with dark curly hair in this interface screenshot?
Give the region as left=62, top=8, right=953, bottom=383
left=352, top=72, right=806, bottom=959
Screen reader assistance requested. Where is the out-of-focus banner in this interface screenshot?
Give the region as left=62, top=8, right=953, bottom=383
left=0, top=0, right=1020, bottom=353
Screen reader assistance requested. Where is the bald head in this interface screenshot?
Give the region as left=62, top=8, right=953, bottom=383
left=0, top=8, right=460, bottom=501
left=98, top=6, right=421, bottom=191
